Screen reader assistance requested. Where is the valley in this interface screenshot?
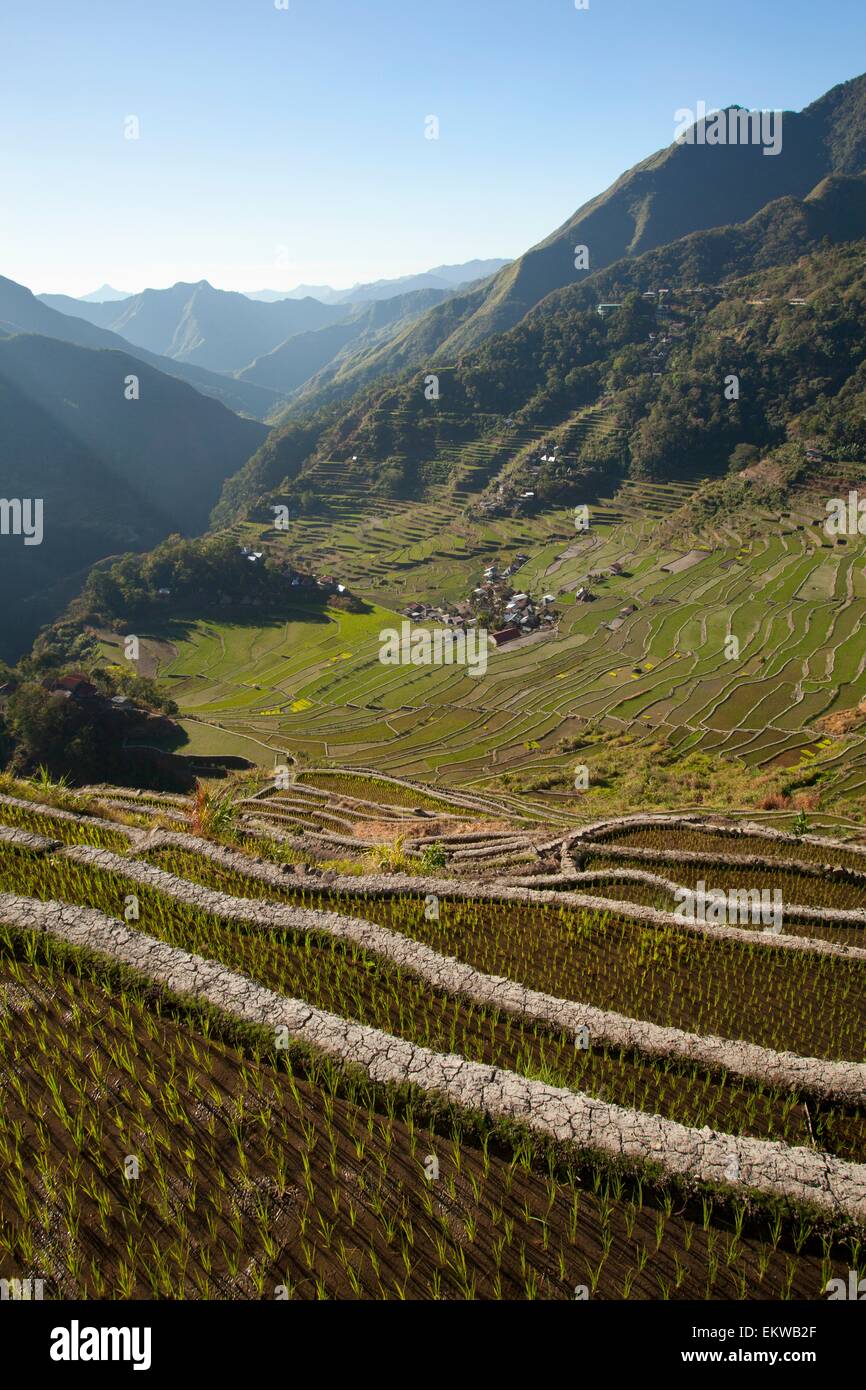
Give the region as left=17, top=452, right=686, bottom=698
left=2, top=41, right=865, bottom=1320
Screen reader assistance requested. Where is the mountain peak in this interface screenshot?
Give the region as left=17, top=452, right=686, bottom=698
left=80, top=283, right=131, bottom=303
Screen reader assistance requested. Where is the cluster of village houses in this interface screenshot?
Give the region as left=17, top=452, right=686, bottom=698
left=240, top=546, right=349, bottom=597
left=402, top=552, right=560, bottom=649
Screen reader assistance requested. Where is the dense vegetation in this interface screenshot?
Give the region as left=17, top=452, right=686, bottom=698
left=0, top=664, right=186, bottom=787
left=239, top=238, right=866, bottom=522
left=44, top=532, right=346, bottom=640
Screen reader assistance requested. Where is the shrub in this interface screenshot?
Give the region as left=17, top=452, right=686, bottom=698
left=420, top=843, right=447, bottom=872
left=190, top=782, right=237, bottom=839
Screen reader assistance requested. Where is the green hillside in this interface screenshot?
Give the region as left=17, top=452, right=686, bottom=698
left=59, top=460, right=866, bottom=833
left=85, top=235, right=859, bottom=826
left=223, top=234, right=866, bottom=528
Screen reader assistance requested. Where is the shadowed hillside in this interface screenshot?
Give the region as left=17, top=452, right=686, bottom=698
left=0, top=332, right=266, bottom=661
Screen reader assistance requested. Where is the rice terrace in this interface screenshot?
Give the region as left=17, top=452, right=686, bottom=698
left=2, top=1, right=866, bottom=1351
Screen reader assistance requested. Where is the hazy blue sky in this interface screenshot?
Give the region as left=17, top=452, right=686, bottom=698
left=2, top=0, right=863, bottom=296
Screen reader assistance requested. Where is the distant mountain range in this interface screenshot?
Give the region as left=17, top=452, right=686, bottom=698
left=39, top=282, right=346, bottom=375
left=235, top=288, right=454, bottom=395
left=0, top=263, right=498, bottom=655
left=0, top=275, right=281, bottom=420
left=34, top=260, right=509, bottom=403
left=244, top=259, right=510, bottom=304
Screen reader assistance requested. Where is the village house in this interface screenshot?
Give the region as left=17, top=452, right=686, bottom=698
left=805, top=445, right=828, bottom=463
left=43, top=673, right=99, bottom=702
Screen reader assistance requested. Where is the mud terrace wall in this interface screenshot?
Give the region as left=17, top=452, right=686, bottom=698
left=80, top=786, right=193, bottom=807
left=1, top=890, right=864, bottom=1223
left=0, top=793, right=144, bottom=843
left=513, top=867, right=866, bottom=928
left=564, top=838, right=866, bottom=886
left=86, top=799, right=190, bottom=826
left=59, top=844, right=866, bottom=1104
left=0, top=825, right=59, bottom=853
left=515, top=866, right=695, bottom=894
left=565, top=813, right=866, bottom=858
left=139, top=830, right=866, bottom=964
left=297, top=767, right=514, bottom=817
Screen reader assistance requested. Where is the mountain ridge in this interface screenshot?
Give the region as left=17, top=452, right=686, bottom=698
left=242, top=258, right=510, bottom=304
left=39, top=281, right=346, bottom=374
left=0, top=275, right=281, bottom=420
left=282, top=73, right=866, bottom=416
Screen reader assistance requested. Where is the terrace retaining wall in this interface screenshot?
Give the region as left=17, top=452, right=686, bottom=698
left=58, top=844, right=866, bottom=1104
left=0, top=793, right=145, bottom=844
left=516, top=868, right=866, bottom=927
left=1, top=890, right=864, bottom=1224
left=0, top=825, right=60, bottom=853
left=565, top=813, right=866, bottom=858
left=563, top=839, right=866, bottom=886
left=141, top=830, right=866, bottom=965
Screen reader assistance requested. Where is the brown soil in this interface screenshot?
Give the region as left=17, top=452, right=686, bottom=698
left=325, top=816, right=515, bottom=844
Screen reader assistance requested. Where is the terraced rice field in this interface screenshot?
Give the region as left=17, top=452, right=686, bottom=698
left=0, top=785, right=863, bottom=1300
left=131, top=472, right=866, bottom=826
left=0, top=948, right=841, bottom=1301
